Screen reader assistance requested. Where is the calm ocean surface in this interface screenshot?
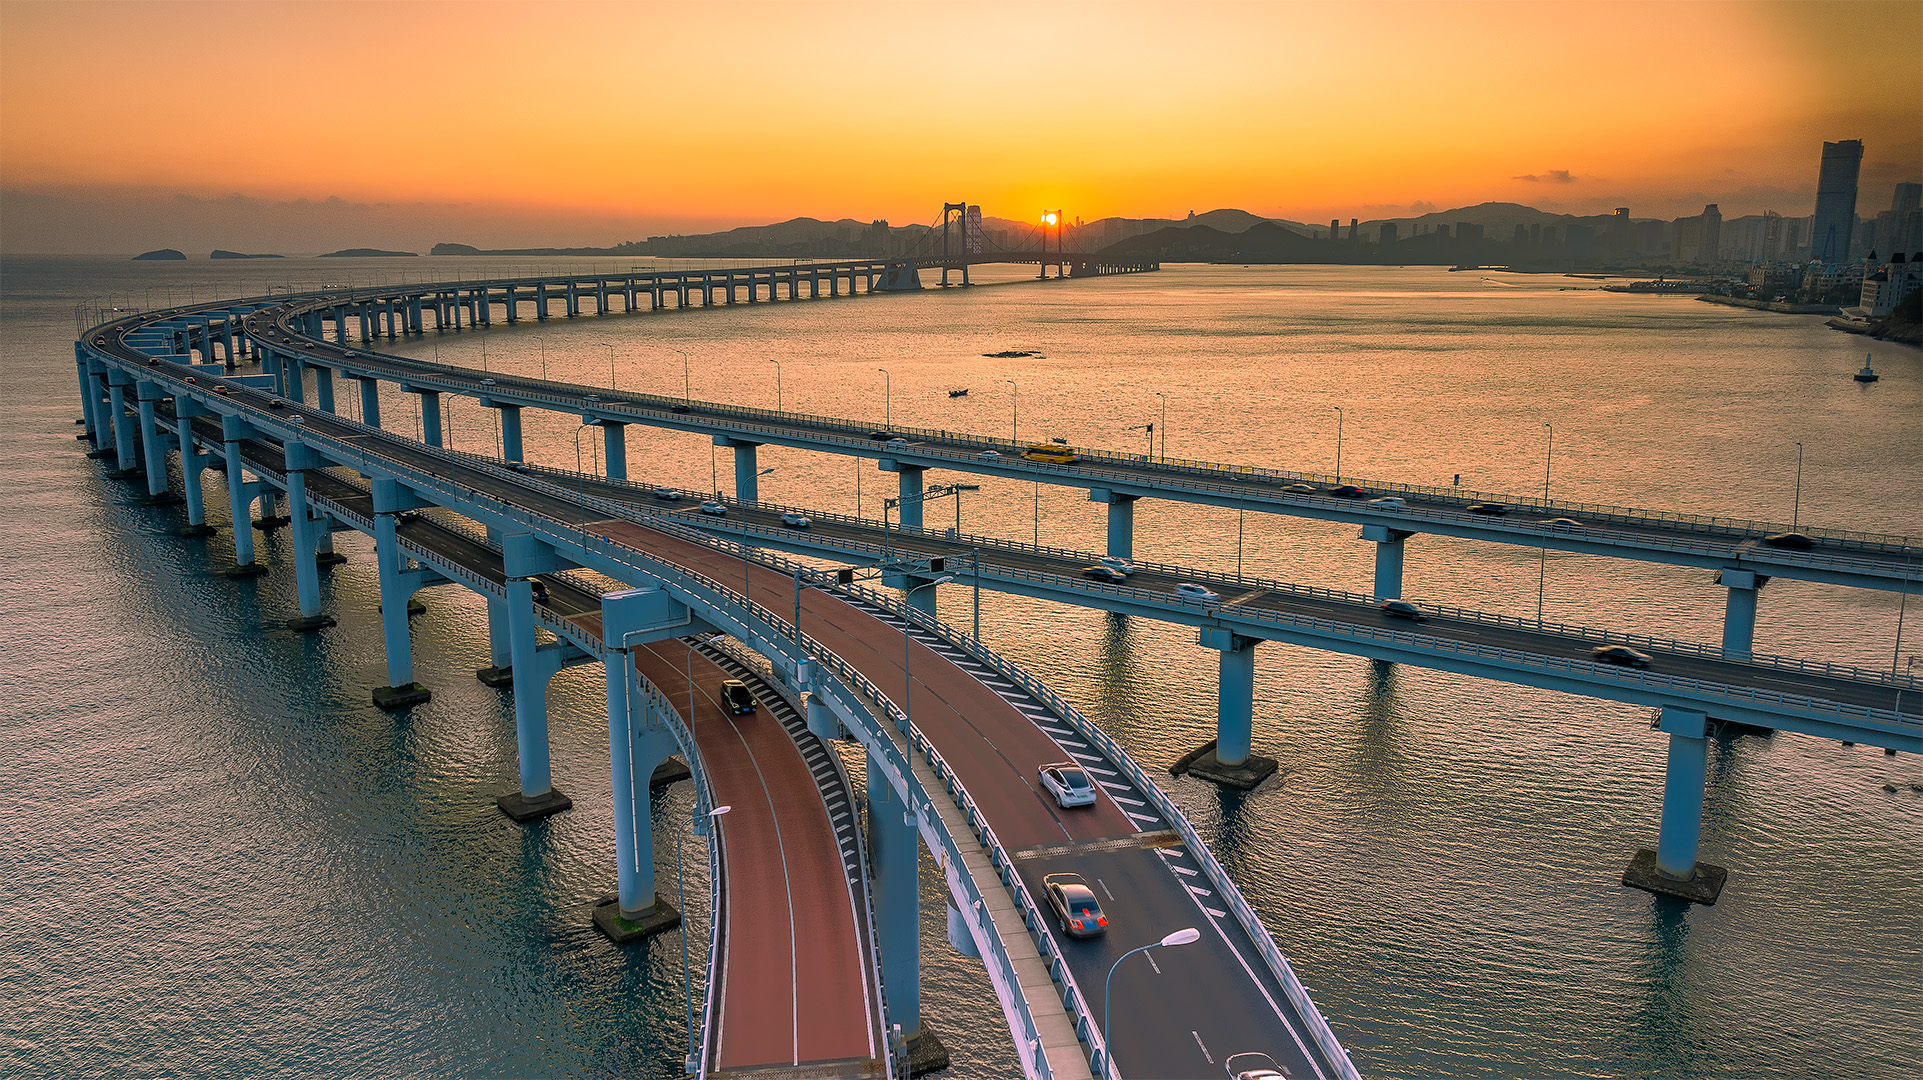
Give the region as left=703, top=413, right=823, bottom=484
left=3, top=256, right=1919, bottom=1079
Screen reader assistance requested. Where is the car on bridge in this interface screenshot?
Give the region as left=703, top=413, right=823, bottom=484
left=1100, top=557, right=1134, bottom=575
left=1038, top=762, right=1097, bottom=808
left=1591, top=645, right=1654, bottom=669
left=653, top=487, right=681, bottom=501
left=671, top=403, right=692, bottom=414
left=1329, top=484, right=1365, bottom=498
left=1763, top=531, right=1816, bottom=550
left=1175, top=583, right=1220, bottom=601
left=1369, top=496, right=1407, bottom=509
left=700, top=500, right=728, bottom=516
left=719, top=679, right=756, bottom=714
left=780, top=512, right=811, bottom=529
left=1539, top=517, right=1584, bottom=529
left=1378, top=599, right=1426, bottom=621
left=1082, top=565, right=1127, bottom=583
left=1041, top=873, right=1108, bottom=938
left=1225, top=1051, right=1288, bottom=1080
left=1467, top=503, right=1509, bottom=516
left=978, top=449, right=1001, bottom=460
left=1282, top=483, right=1318, bottom=494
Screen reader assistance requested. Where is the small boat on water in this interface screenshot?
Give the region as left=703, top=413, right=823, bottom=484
left=1855, top=354, right=1879, bottom=383
left=949, top=388, right=969, bottom=397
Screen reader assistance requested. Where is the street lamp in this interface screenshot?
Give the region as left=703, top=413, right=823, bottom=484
left=534, top=335, right=549, bottom=381
left=902, top=576, right=956, bottom=731
left=769, top=358, right=783, bottom=412
left=1334, top=406, right=1344, bottom=484
left=1792, top=441, right=1804, bottom=530
left=1099, top=927, right=1201, bottom=1075
left=681, top=802, right=731, bottom=1072
left=877, top=367, right=891, bottom=428
left=676, top=348, right=691, bottom=405
left=573, top=422, right=602, bottom=526
left=1538, top=422, right=1552, bottom=622
left=597, top=342, right=615, bottom=389
left=1156, top=391, right=1167, bottom=461
left=1007, top=378, right=1019, bottom=445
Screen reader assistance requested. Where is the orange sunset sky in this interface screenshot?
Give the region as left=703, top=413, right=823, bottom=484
left=2, top=0, right=1918, bottom=254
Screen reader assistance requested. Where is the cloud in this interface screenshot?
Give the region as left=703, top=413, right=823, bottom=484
left=1512, top=170, right=1579, bottom=184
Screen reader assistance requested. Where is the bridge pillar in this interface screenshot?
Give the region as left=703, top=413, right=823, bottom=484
left=409, top=296, right=424, bottom=334
left=78, top=363, right=104, bottom=444
left=1623, top=708, right=1727, bottom=904
left=878, top=463, right=926, bottom=529
left=135, top=387, right=175, bottom=501
left=868, top=744, right=923, bottom=1045
left=1718, top=570, right=1764, bottom=660
left=359, top=376, right=382, bottom=428
left=595, top=661, right=684, bottom=939
left=220, top=416, right=261, bottom=574
left=601, top=422, right=628, bottom=482
left=370, top=501, right=430, bottom=709
left=503, top=284, right=518, bottom=323
left=496, top=568, right=574, bottom=822
left=313, top=365, right=335, bottom=413
left=1178, top=628, right=1278, bottom=789
left=75, top=352, right=99, bottom=440
left=284, top=359, right=306, bottom=405
left=494, top=403, right=524, bottom=462
left=1362, top=524, right=1410, bottom=600
left=108, top=379, right=137, bottom=472
left=175, top=399, right=213, bottom=534
left=282, top=442, right=335, bottom=631
left=416, top=389, right=443, bottom=448
left=715, top=437, right=760, bottom=501
left=1089, top=489, right=1138, bottom=559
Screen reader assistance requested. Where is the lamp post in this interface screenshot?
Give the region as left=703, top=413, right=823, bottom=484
left=1007, top=378, right=1019, bottom=445
left=680, top=802, right=731, bottom=1073
left=534, top=335, right=548, bottom=381
left=597, top=342, right=615, bottom=389
left=1334, top=406, right=1344, bottom=484
left=769, top=359, right=783, bottom=412
left=1792, top=441, right=1804, bottom=530
left=676, top=348, right=690, bottom=405
left=1099, top=928, right=1201, bottom=1075
left=877, top=367, right=891, bottom=428
left=573, top=422, right=601, bottom=526
left=1538, top=421, right=1552, bottom=621
left=1156, top=391, right=1167, bottom=461
left=903, top=576, right=955, bottom=729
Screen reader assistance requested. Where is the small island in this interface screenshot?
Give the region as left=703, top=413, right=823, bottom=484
left=132, top=249, right=186, bottom=261
left=318, top=248, right=418, bottom=258
left=210, top=250, right=283, bottom=259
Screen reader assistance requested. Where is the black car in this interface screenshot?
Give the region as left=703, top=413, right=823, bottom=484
left=719, top=679, right=756, bottom=714
left=1762, top=532, right=1815, bottom=550
left=1467, top=503, right=1508, bottom=516
left=671, top=403, right=692, bottom=414
left=1041, top=873, right=1108, bottom=938
left=1378, top=599, right=1425, bottom=621
left=92, top=336, right=106, bottom=346
left=1591, top=645, right=1653, bottom=669
left=268, top=398, right=288, bottom=409
left=1082, top=565, right=1127, bottom=584
left=529, top=580, right=549, bottom=602
left=1329, top=484, right=1365, bottom=498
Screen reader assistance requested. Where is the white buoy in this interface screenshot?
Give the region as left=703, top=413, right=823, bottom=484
left=1855, top=352, right=1879, bottom=382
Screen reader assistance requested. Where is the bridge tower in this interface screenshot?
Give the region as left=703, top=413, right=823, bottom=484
left=939, top=202, right=973, bottom=287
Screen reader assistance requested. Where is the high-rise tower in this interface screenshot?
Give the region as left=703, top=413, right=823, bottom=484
left=1812, top=140, right=1863, bottom=264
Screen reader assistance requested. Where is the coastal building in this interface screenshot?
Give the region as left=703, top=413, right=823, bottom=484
left=1812, top=139, right=1863, bottom=264
left=1379, top=222, right=1398, bottom=247
left=1671, top=204, right=1722, bottom=264
left=1859, top=252, right=1923, bottom=317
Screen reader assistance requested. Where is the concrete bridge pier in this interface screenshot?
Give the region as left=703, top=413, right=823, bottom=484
left=878, top=461, right=927, bottom=528
left=868, top=746, right=946, bottom=1074
left=1718, top=570, right=1764, bottom=660
left=75, top=352, right=100, bottom=441
left=414, top=389, right=443, bottom=448
left=313, top=365, right=335, bottom=414
left=593, top=660, right=683, bottom=942
left=282, top=443, right=336, bottom=632
left=715, top=436, right=761, bottom=501
left=284, top=359, right=306, bottom=405
left=492, top=403, right=524, bottom=462
left=368, top=480, right=435, bottom=708
left=1174, top=628, right=1278, bottom=789
left=495, top=535, right=581, bottom=822
left=359, top=377, right=382, bottom=428
left=174, top=399, right=215, bottom=535
left=1623, top=707, right=1727, bottom=904
left=107, top=376, right=138, bottom=474
left=1089, top=489, right=1138, bottom=560
left=1363, top=524, right=1409, bottom=600
left=601, top=422, right=628, bottom=482
left=479, top=586, right=515, bottom=685
left=134, top=384, right=180, bottom=504
left=219, top=417, right=266, bottom=577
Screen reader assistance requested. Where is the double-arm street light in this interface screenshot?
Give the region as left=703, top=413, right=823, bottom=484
left=597, top=342, right=615, bottom=389
left=769, top=359, right=783, bottom=412
left=1334, top=406, right=1345, bottom=484
left=878, top=367, right=891, bottom=427
left=680, top=802, right=731, bottom=1073
left=1007, top=378, right=1019, bottom=444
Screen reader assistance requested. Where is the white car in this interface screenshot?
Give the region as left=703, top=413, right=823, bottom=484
left=1038, top=762, right=1097, bottom=808
left=699, top=500, right=727, bottom=516
left=979, top=449, right=1001, bottom=460
left=1369, top=496, right=1406, bottom=509
left=780, top=512, right=811, bottom=529
left=1099, top=557, right=1134, bottom=575
left=1225, top=1052, right=1288, bottom=1080
left=886, top=437, right=909, bottom=449
left=1175, top=583, right=1220, bottom=601
left=652, top=486, right=680, bottom=501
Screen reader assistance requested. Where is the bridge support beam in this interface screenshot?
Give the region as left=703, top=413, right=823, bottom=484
left=416, top=389, right=443, bottom=448
left=868, top=745, right=927, bottom=1056
left=878, top=461, right=926, bottom=529
left=1718, top=570, right=1764, bottom=660
left=494, top=403, right=524, bottom=462
left=601, top=422, right=628, bottom=482
left=496, top=575, right=571, bottom=821
left=593, top=663, right=682, bottom=941
left=1362, top=525, right=1411, bottom=600
left=220, top=417, right=263, bottom=575
left=1089, top=489, right=1139, bottom=560
left=714, top=437, right=761, bottom=502
left=1174, top=628, right=1278, bottom=789
left=359, top=377, right=382, bottom=428
left=134, top=387, right=177, bottom=503
left=175, top=400, right=214, bottom=535
left=314, top=366, right=335, bottom=414
left=1623, top=708, right=1727, bottom=904
left=108, top=379, right=137, bottom=472
left=480, top=594, right=514, bottom=684
left=282, top=443, right=335, bottom=632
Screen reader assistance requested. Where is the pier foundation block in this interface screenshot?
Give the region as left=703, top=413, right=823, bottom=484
left=372, top=683, right=432, bottom=710
left=590, top=892, right=680, bottom=943
left=1622, top=849, right=1728, bottom=905
left=496, top=786, right=572, bottom=822
left=1170, top=738, right=1278, bottom=790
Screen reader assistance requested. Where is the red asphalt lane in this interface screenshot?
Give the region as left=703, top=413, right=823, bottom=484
left=594, top=520, right=1140, bottom=851
left=634, top=639, right=878, bottom=1073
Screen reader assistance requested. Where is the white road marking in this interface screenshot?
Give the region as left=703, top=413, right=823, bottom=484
left=1097, top=877, right=1115, bottom=901
left=1186, top=884, right=1214, bottom=898
left=1145, top=952, right=1161, bottom=975
left=1192, top=1030, right=1214, bottom=1065
left=1171, top=865, right=1199, bottom=877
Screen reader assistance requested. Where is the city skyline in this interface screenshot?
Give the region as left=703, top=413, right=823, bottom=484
left=2, top=0, right=1919, bottom=254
